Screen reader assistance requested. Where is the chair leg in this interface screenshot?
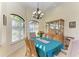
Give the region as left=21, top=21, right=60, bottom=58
left=25, top=48, right=31, bottom=57
left=25, top=52, right=31, bottom=57
left=25, top=52, right=27, bottom=56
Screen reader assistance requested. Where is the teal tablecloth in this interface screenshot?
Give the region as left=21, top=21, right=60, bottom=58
left=32, top=37, right=64, bottom=57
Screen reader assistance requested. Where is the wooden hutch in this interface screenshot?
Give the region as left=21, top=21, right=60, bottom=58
left=46, top=19, right=64, bottom=43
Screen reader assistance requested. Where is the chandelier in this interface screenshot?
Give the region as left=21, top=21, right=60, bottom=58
left=32, top=3, right=44, bottom=19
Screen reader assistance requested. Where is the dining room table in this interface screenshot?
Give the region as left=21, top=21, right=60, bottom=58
left=32, top=37, right=64, bottom=57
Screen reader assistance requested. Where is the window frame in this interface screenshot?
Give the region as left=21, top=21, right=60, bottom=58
left=11, top=14, right=25, bottom=43
left=29, top=20, right=39, bottom=33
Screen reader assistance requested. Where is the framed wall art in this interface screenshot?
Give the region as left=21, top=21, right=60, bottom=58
left=69, top=21, right=76, bottom=28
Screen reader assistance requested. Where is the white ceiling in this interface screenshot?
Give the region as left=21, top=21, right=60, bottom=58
left=20, top=2, right=62, bottom=12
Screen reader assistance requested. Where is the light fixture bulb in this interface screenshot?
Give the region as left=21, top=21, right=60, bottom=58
left=41, top=13, right=44, bottom=16
left=38, top=10, right=41, bottom=14
left=33, top=11, right=36, bottom=14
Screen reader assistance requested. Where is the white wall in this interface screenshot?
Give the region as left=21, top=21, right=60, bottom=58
left=0, top=3, right=2, bottom=44
left=0, top=2, right=27, bottom=56
left=43, top=2, right=79, bottom=40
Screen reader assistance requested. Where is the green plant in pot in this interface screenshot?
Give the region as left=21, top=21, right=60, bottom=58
left=38, top=31, right=44, bottom=38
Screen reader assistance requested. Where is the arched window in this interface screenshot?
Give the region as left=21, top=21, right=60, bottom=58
left=11, top=14, right=25, bottom=42
left=29, top=20, right=39, bottom=33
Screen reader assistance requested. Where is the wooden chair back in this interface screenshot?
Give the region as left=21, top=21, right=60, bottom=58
left=24, top=37, right=37, bottom=57
left=29, top=40, right=37, bottom=57
left=24, top=37, right=31, bottom=56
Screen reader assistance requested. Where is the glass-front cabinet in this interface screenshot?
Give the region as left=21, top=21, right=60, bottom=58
left=46, top=19, right=64, bottom=43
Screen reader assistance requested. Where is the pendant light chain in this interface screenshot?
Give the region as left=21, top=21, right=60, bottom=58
left=37, top=2, right=39, bottom=9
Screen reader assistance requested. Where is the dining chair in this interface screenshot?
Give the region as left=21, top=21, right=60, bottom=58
left=29, top=39, right=37, bottom=57
left=56, top=38, right=79, bottom=57
left=24, top=37, right=37, bottom=57
left=24, top=37, right=31, bottom=56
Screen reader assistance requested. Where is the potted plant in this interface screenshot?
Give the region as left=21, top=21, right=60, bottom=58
left=37, top=31, right=44, bottom=38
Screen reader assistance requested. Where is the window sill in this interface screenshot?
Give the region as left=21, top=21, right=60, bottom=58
left=11, top=39, right=24, bottom=45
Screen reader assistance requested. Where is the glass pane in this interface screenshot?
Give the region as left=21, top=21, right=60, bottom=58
left=11, top=14, right=24, bottom=42
left=50, top=24, right=54, bottom=29
left=12, top=29, right=19, bottom=42
left=29, top=21, right=39, bottom=33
